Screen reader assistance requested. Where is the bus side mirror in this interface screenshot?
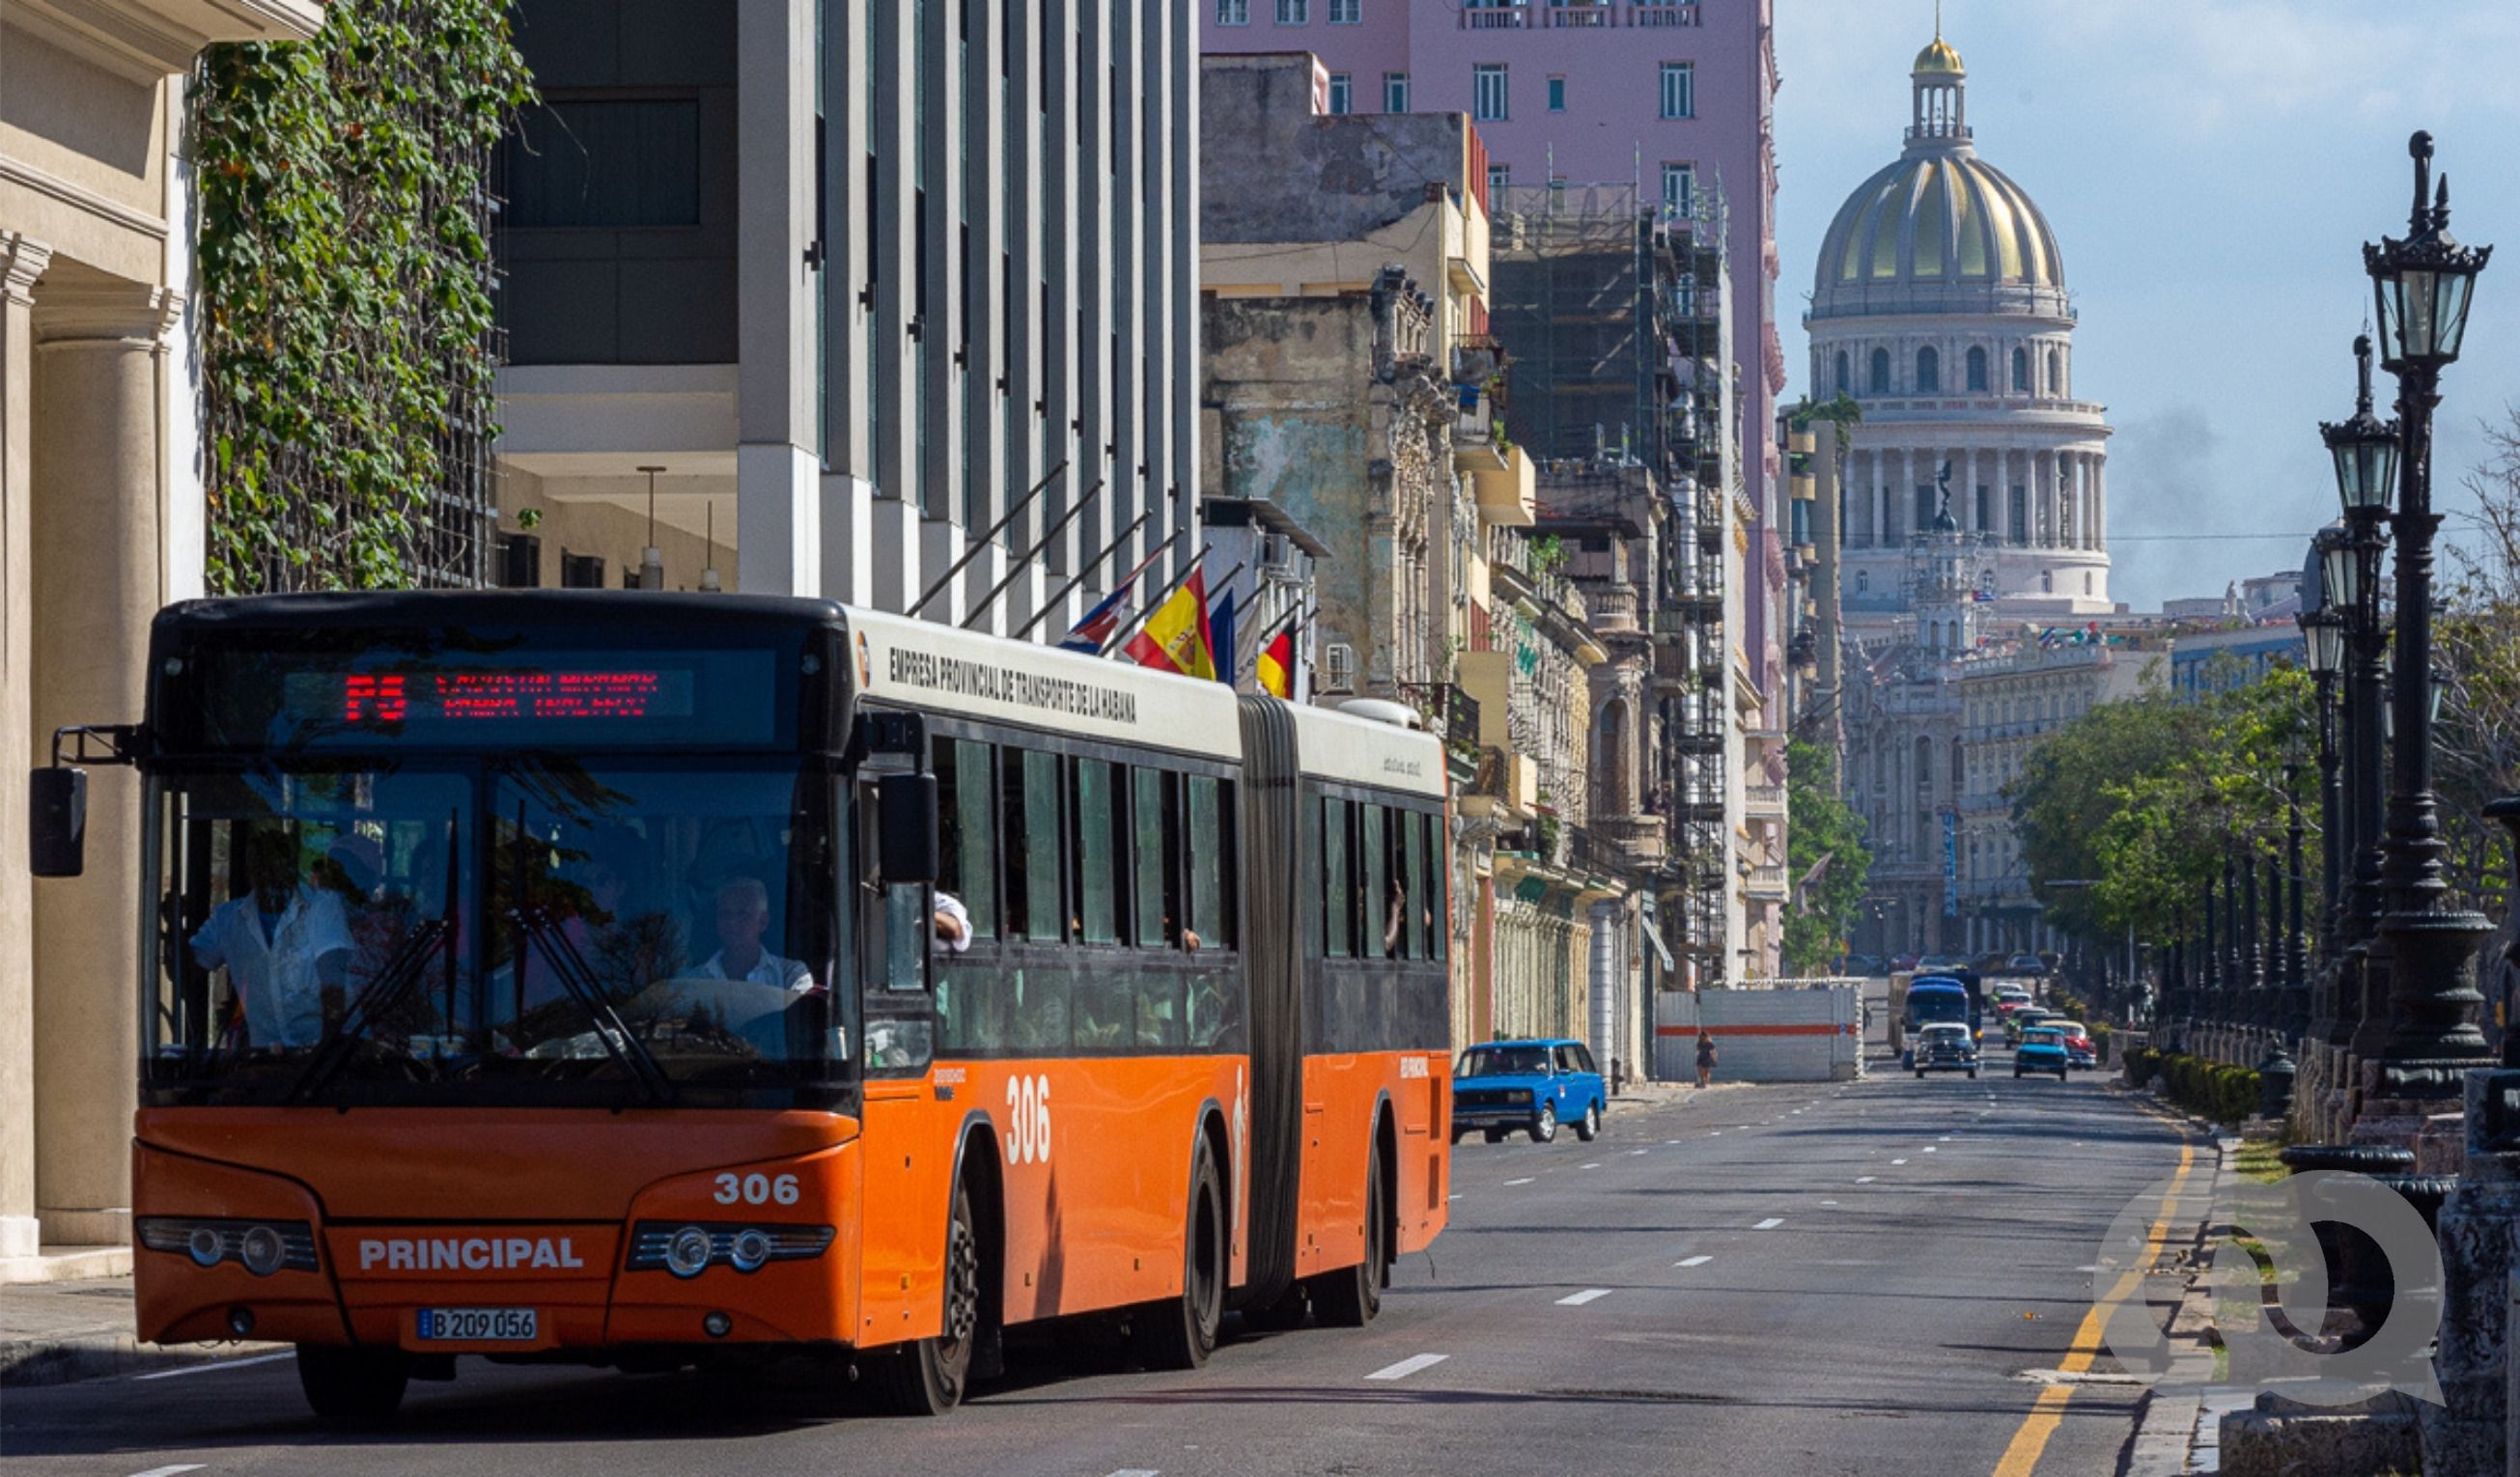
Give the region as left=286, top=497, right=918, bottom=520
left=30, top=766, right=87, bottom=878
left=877, top=772, right=938, bottom=886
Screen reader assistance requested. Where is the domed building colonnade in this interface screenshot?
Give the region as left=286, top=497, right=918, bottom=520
left=1810, top=28, right=2114, bottom=619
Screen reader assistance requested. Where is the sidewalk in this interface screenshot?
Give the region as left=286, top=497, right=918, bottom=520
left=0, top=1274, right=282, bottom=1387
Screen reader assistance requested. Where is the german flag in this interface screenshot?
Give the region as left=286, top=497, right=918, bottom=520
left=1256, top=628, right=1294, bottom=699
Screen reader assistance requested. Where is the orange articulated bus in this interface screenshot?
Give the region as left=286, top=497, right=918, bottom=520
left=31, top=592, right=1449, bottom=1424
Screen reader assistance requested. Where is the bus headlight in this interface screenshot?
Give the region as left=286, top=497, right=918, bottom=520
left=728, top=1229, right=773, bottom=1274
left=137, top=1217, right=320, bottom=1275
left=238, top=1224, right=287, bottom=1277
left=628, top=1222, right=836, bottom=1275
left=665, top=1225, right=714, bottom=1279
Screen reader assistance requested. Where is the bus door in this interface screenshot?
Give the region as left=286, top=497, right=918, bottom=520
left=854, top=761, right=945, bottom=1344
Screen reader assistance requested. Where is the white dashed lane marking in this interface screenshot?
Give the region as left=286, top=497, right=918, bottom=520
left=1675, top=1255, right=1714, bottom=1268
left=1557, top=1289, right=1614, bottom=1306
left=1365, top=1353, right=1449, bottom=1381
left=1580, top=1162, right=1603, bottom=1170
left=1890, top=1158, right=1909, bottom=1165
left=126, top=1467, right=208, bottom=1477
left=1752, top=1217, right=1785, bottom=1230
left=1856, top=1176, right=1877, bottom=1184
left=1503, top=1178, right=1534, bottom=1185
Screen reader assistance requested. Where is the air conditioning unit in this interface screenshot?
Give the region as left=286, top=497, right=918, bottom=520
left=1260, top=533, right=1293, bottom=572
left=1323, top=641, right=1356, bottom=693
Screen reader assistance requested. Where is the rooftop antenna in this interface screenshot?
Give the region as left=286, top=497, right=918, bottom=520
left=699, top=500, right=721, bottom=593
left=636, top=465, right=666, bottom=591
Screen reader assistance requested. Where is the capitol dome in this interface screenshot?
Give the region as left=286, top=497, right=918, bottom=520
left=1804, top=25, right=2113, bottom=622
left=1810, top=30, right=2069, bottom=322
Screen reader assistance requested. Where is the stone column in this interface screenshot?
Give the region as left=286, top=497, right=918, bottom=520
left=0, top=233, right=52, bottom=1264
left=30, top=276, right=182, bottom=1247
left=2093, top=457, right=2108, bottom=551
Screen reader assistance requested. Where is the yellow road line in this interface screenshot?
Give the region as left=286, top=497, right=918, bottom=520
left=1991, top=1139, right=2197, bottom=1477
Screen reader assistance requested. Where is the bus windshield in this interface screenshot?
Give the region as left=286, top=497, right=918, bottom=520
left=144, top=757, right=847, bottom=1107
left=1905, top=989, right=1970, bottom=1028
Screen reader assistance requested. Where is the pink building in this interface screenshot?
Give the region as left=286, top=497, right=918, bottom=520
left=1203, top=0, right=1786, bottom=675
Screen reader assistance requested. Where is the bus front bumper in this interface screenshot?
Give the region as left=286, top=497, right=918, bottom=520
left=132, top=1136, right=861, bottom=1357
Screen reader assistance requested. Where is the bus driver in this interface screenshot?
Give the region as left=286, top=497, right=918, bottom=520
left=696, top=877, right=816, bottom=991
left=189, top=828, right=354, bottom=1050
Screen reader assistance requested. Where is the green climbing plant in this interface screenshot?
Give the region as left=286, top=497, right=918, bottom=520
left=193, top=0, right=534, bottom=592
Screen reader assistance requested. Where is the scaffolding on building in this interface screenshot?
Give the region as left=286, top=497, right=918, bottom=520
left=1491, top=179, right=1735, bottom=980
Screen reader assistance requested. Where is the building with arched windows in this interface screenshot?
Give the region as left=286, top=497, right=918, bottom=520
left=1809, top=27, right=2113, bottom=627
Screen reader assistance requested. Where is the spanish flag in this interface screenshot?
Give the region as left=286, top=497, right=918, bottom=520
left=1123, top=566, right=1216, bottom=680
left=1256, top=628, right=1294, bottom=699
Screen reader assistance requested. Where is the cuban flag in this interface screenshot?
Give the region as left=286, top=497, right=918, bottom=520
left=1060, top=583, right=1135, bottom=654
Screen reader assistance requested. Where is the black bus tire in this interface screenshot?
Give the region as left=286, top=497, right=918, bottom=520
left=1312, top=1144, right=1387, bottom=1328
left=867, top=1179, right=983, bottom=1415
left=296, top=1344, right=408, bottom=1429
left=1132, top=1141, right=1225, bottom=1371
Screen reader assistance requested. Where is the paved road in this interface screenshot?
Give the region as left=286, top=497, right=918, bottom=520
left=1, top=1045, right=2190, bottom=1476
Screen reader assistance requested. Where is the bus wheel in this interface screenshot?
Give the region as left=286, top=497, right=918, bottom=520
left=868, top=1180, right=983, bottom=1416
left=1311, top=1150, right=1386, bottom=1328
left=296, top=1345, right=408, bottom=1429
left=1238, top=1285, right=1310, bottom=1333
left=1133, top=1142, right=1225, bottom=1370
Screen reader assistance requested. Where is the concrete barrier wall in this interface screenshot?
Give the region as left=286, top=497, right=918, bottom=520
left=1654, top=985, right=1863, bottom=1082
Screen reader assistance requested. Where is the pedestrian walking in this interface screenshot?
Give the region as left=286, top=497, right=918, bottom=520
left=1694, top=1031, right=1718, bottom=1089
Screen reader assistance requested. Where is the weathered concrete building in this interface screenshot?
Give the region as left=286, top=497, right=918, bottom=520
left=1, top=0, right=326, bottom=1279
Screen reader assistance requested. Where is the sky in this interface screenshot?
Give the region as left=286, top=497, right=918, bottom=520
left=1773, top=0, right=2520, bottom=613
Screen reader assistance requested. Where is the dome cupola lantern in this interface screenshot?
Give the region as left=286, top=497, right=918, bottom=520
left=1910, top=7, right=1968, bottom=147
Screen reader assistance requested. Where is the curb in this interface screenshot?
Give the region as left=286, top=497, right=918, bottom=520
left=2122, top=1133, right=2238, bottom=1477
left=0, top=1332, right=287, bottom=1389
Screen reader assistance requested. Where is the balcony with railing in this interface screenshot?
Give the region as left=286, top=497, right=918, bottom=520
left=1456, top=2, right=1700, bottom=28
left=1745, top=783, right=1787, bottom=820
left=1745, top=862, right=1790, bottom=901
left=1578, top=579, right=1638, bottom=637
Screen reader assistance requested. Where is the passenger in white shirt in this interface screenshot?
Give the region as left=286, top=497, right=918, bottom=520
left=696, top=877, right=816, bottom=991
left=190, top=830, right=354, bottom=1049
left=932, top=891, right=972, bottom=954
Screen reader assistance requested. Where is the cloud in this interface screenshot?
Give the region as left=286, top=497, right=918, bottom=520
left=2104, top=405, right=2324, bottom=612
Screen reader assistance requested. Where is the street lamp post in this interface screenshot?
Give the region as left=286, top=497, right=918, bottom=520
left=2362, top=131, right=2498, bottom=1116
left=2286, top=772, right=2309, bottom=1031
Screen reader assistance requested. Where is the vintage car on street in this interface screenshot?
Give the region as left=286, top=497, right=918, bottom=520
left=1452, top=1039, right=1608, bottom=1145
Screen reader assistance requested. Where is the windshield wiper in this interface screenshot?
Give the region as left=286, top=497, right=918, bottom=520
left=512, top=907, right=674, bottom=1105
left=282, top=916, right=453, bottom=1105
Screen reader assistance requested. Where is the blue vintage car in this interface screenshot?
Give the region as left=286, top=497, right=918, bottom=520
left=1451, top=1039, right=1606, bottom=1145
left=2014, top=1024, right=2071, bottom=1081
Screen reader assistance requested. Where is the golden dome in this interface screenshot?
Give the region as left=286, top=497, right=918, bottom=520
left=1810, top=153, right=2067, bottom=313
left=1913, top=36, right=1965, bottom=75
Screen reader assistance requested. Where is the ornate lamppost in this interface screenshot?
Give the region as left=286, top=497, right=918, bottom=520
left=2361, top=131, right=2497, bottom=1123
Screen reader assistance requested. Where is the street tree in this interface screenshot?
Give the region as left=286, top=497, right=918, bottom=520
left=1784, top=738, right=1871, bottom=974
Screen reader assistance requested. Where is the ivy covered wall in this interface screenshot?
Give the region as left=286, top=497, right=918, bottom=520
left=193, top=0, right=533, bottom=593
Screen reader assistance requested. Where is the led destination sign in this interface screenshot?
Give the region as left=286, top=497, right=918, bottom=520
left=336, top=669, right=692, bottom=725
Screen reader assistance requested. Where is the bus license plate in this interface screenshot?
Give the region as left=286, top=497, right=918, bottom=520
left=416, top=1307, right=537, bottom=1342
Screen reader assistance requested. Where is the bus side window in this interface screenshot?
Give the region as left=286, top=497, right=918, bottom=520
left=1073, top=758, right=1120, bottom=944
left=1403, top=807, right=1428, bottom=961
left=1322, top=796, right=1351, bottom=959
left=1003, top=747, right=1064, bottom=941
left=938, top=738, right=996, bottom=940
left=1300, top=789, right=1323, bottom=959
left=1424, top=810, right=1448, bottom=962
left=1130, top=766, right=1171, bottom=947
left=1362, top=803, right=1390, bottom=960
left=1214, top=778, right=1239, bottom=951
left=1186, top=775, right=1225, bottom=953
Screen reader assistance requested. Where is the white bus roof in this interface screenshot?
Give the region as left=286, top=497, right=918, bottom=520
left=842, top=606, right=1244, bottom=761
left=1287, top=702, right=1447, bottom=800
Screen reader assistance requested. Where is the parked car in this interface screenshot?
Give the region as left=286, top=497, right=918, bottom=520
left=2007, top=954, right=2051, bottom=977
left=1911, top=1021, right=1979, bottom=1079
left=1918, top=954, right=1970, bottom=973
left=2051, top=1020, right=2098, bottom=1070
left=2015, top=1025, right=2071, bottom=1080
left=1890, top=953, right=1922, bottom=973
left=1841, top=952, right=1888, bottom=977
left=1452, top=1039, right=1607, bottom=1145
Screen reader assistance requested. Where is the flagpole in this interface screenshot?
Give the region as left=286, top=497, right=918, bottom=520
left=1236, top=590, right=1306, bottom=671
left=960, top=479, right=1106, bottom=630
left=1012, top=513, right=1153, bottom=642
left=1101, top=543, right=1214, bottom=655
left=906, top=460, right=1070, bottom=616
